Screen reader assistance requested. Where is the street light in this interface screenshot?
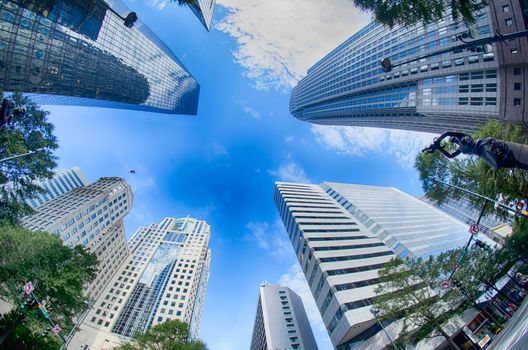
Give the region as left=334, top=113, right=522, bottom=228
left=0, top=148, right=46, bottom=163
left=370, top=308, right=400, bottom=350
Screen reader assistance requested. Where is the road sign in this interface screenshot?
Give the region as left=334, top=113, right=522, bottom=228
left=469, top=224, right=480, bottom=235
left=23, top=282, right=34, bottom=295
left=52, top=324, right=61, bottom=334
left=38, top=304, right=49, bottom=319
left=441, top=280, right=450, bottom=289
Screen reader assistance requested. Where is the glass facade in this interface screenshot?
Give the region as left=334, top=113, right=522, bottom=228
left=186, top=0, right=216, bottom=31
left=290, top=8, right=501, bottom=133
left=0, top=0, right=200, bottom=114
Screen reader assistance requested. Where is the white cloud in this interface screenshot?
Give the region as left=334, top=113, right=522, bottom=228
left=216, top=0, right=371, bottom=91
left=237, top=99, right=262, bottom=119
left=246, top=218, right=295, bottom=261
left=269, top=161, right=312, bottom=183
left=279, top=263, right=326, bottom=333
left=312, top=125, right=436, bottom=169
left=145, top=0, right=169, bottom=10
left=210, top=142, right=229, bottom=158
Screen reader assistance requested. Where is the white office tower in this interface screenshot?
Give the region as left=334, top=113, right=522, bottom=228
left=68, top=217, right=212, bottom=350
left=26, top=167, right=90, bottom=208
left=250, top=284, right=318, bottom=350
left=274, top=182, right=476, bottom=350
left=21, top=177, right=132, bottom=299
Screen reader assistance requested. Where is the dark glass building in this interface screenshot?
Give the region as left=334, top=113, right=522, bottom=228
left=290, top=3, right=527, bottom=134
left=0, top=0, right=200, bottom=115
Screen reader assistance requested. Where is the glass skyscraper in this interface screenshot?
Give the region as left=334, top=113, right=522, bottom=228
left=274, top=182, right=494, bottom=349
left=185, top=0, right=216, bottom=31
left=290, top=4, right=527, bottom=134
left=0, top=0, right=200, bottom=114
left=68, top=217, right=212, bottom=349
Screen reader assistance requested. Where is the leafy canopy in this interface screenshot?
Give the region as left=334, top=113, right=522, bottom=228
left=0, top=223, right=98, bottom=349
left=0, top=93, right=58, bottom=223
left=115, top=319, right=207, bottom=350
left=351, top=0, right=488, bottom=28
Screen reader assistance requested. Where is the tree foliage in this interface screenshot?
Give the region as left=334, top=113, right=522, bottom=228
left=351, top=0, right=488, bottom=28
left=114, top=319, right=207, bottom=350
left=0, top=93, right=58, bottom=224
left=0, top=223, right=98, bottom=349
left=374, top=251, right=465, bottom=349
left=415, top=120, right=528, bottom=219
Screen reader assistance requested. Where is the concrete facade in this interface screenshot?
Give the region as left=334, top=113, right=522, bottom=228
left=68, top=217, right=212, bottom=349
left=250, top=284, right=318, bottom=350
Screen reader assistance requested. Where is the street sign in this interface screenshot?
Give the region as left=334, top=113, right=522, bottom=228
left=469, top=224, right=480, bottom=235
left=441, top=280, right=450, bottom=289
left=23, top=282, right=34, bottom=295
left=38, top=304, right=49, bottom=319
left=52, top=324, right=61, bottom=335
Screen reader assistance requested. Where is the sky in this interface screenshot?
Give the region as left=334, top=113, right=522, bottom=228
left=44, top=1, right=437, bottom=349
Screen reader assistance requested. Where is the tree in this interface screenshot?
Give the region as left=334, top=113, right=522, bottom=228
left=0, top=223, right=98, bottom=349
left=350, top=0, right=488, bottom=28
left=0, top=93, right=58, bottom=224
left=114, top=319, right=208, bottom=350
left=373, top=251, right=469, bottom=349
left=415, top=120, right=528, bottom=219
left=173, top=0, right=198, bottom=6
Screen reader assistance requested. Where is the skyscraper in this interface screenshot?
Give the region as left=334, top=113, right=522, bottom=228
left=20, top=177, right=132, bottom=299
left=274, top=181, right=484, bottom=349
left=25, top=167, right=89, bottom=209
left=1, top=0, right=200, bottom=115
left=183, top=0, right=216, bottom=31
left=250, top=284, right=318, bottom=350
left=289, top=4, right=527, bottom=134
left=68, top=217, right=212, bottom=349
left=420, top=195, right=512, bottom=237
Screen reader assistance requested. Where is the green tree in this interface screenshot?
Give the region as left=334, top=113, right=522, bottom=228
left=173, top=0, right=198, bottom=6
left=0, top=93, right=58, bottom=223
left=114, top=319, right=207, bottom=350
left=415, top=120, right=528, bottom=219
left=350, top=0, right=488, bottom=28
left=0, top=223, right=98, bottom=349
left=374, top=251, right=468, bottom=349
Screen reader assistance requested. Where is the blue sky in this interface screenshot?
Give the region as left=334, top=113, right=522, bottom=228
left=45, top=1, right=436, bottom=349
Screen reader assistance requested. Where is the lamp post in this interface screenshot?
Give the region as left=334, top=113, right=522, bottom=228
left=380, top=29, right=528, bottom=72
left=370, top=308, right=400, bottom=350
left=0, top=148, right=46, bottom=164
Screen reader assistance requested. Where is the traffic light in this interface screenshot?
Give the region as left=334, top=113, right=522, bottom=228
left=474, top=239, right=490, bottom=251
left=40, top=326, right=52, bottom=337
left=19, top=298, right=35, bottom=311
left=452, top=280, right=463, bottom=289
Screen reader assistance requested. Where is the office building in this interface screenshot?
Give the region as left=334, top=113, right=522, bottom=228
left=21, top=177, right=132, bottom=299
left=289, top=4, right=527, bottom=134
left=1, top=0, right=200, bottom=114
left=68, top=217, right=212, bottom=349
left=25, top=167, right=89, bottom=209
left=183, top=0, right=216, bottom=31
left=420, top=195, right=512, bottom=237
left=250, top=284, right=318, bottom=350
left=274, top=181, right=483, bottom=349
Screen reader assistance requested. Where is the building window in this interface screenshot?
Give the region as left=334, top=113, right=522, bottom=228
left=511, top=48, right=519, bottom=54
left=505, top=18, right=513, bottom=26
left=514, top=99, right=522, bottom=106
left=514, top=83, right=522, bottom=91
left=503, top=5, right=510, bottom=12
left=514, top=68, right=522, bottom=75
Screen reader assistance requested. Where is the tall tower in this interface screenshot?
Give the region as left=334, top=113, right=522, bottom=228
left=69, top=217, right=212, bottom=349
left=273, top=181, right=488, bottom=349
left=25, top=167, right=90, bottom=209
left=183, top=0, right=216, bottom=31
left=20, top=177, right=132, bottom=300
left=1, top=0, right=200, bottom=115
left=289, top=4, right=527, bottom=134
left=250, top=284, right=318, bottom=350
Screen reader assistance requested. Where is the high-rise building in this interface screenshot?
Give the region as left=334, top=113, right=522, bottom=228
left=250, top=284, right=318, bottom=350
left=420, top=195, right=512, bottom=237
left=25, top=167, right=90, bottom=209
left=68, top=217, right=212, bottom=349
left=20, top=177, right=132, bottom=299
left=289, top=4, right=527, bottom=134
left=1, top=0, right=200, bottom=115
left=183, top=0, right=216, bottom=31
left=274, top=181, right=487, bottom=349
